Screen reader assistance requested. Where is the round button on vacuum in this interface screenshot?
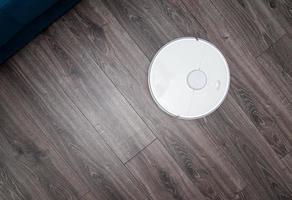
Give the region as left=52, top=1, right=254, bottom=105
left=187, top=70, right=207, bottom=90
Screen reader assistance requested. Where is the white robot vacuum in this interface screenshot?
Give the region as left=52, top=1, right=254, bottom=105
left=148, top=37, right=230, bottom=119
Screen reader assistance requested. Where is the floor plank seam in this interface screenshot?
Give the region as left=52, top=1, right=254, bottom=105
left=33, top=63, right=136, bottom=187
left=89, top=49, right=158, bottom=141
left=255, top=32, right=287, bottom=59
left=2, top=0, right=292, bottom=199
left=124, top=138, right=157, bottom=165
left=99, top=2, right=251, bottom=197
left=53, top=76, right=158, bottom=200
left=78, top=190, right=91, bottom=200
left=281, top=152, right=292, bottom=164
left=101, top=1, right=154, bottom=62
left=79, top=16, right=161, bottom=157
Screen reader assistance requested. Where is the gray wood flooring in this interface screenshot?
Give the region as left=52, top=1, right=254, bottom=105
left=0, top=0, right=291, bottom=199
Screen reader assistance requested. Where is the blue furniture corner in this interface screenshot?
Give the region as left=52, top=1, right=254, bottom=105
left=0, top=0, right=79, bottom=64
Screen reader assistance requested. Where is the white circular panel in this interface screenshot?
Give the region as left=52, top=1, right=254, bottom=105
left=187, top=70, right=207, bottom=90
left=148, top=37, right=230, bottom=119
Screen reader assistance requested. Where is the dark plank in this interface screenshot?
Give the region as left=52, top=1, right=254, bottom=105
left=258, top=0, right=292, bottom=34
left=80, top=192, right=96, bottom=200
left=0, top=161, right=31, bottom=200
left=101, top=0, right=206, bottom=58
left=232, top=186, right=260, bottom=200
left=31, top=15, right=155, bottom=163
left=282, top=153, right=292, bottom=172
left=99, top=0, right=171, bottom=59
left=102, top=0, right=292, bottom=159
left=199, top=95, right=292, bottom=200
left=281, top=153, right=292, bottom=190
left=1, top=0, right=291, bottom=199
left=3, top=51, right=150, bottom=200
left=210, top=0, right=286, bottom=56
left=126, top=140, right=207, bottom=200
left=180, top=0, right=292, bottom=157
left=257, top=34, right=292, bottom=96
left=72, top=1, right=251, bottom=199
left=0, top=68, right=89, bottom=199
left=281, top=153, right=292, bottom=193
left=99, top=0, right=292, bottom=198
left=227, top=57, right=292, bottom=157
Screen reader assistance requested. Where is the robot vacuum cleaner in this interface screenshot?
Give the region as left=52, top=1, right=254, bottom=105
left=148, top=37, right=230, bottom=119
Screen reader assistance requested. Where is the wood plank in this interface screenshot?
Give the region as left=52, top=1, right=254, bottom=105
left=23, top=13, right=155, bottom=163
left=0, top=136, right=85, bottom=200
left=210, top=0, right=286, bottom=56
left=0, top=67, right=89, bottom=199
left=281, top=153, right=292, bottom=192
left=180, top=0, right=292, bottom=115
left=258, top=0, right=292, bottom=34
left=180, top=0, right=292, bottom=157
left=1, top=0, right=291, bottom=199
left=102, top=0, right=292, bottom=160
left=257, top=34, right=292, bottom=96
left=281, top=153, right=292, bottom=196
left=231, top=186, right=260, bottom=200
left=0, top=160, right=31, bottom=200
left=126, top=140, right=207, bottom=200
left=80, top=192, right=96, bottom=200
left=98, top=0, right=292, bottom=198
left=100, top=0, right=171, bottom=59
left=3, top=51, right=150, bottom=200
left=101, top=0, right=206, bottom=58
left=199, top=95, right=292, bottom=200
left=227, top=57, right=292, bottom=157
left=71, top=1, right=250, bottom=199
left=282, top=153, right=292, bottom=173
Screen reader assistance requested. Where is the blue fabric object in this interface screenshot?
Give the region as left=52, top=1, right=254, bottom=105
left=0, top=0, right=79, bottom=63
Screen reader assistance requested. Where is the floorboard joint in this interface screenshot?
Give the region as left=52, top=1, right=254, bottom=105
left=124, top=138, right=157, bottom=165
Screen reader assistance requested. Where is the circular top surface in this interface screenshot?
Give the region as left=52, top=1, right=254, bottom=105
left=148, top=37, right=230, bottom=119
left=187, top=70, right=207, bottom=90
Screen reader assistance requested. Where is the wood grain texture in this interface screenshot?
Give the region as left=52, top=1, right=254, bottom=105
left=101, top=0, right=206, bottom=58
left=200, top=95, right=292, bottom=200
left=282, top=153, right=292, bottom=186
left=210, top=0, right=286, bottom=56
left=257, top=34, right=292, bottom=97
left=126, top=140, right=207, bottom=200
left=227, top=57, right=292, bottom=157
left=180, top=0, right=292, bottom=157
left=80, top=192, right=96, bottom=200
left=233, top=185, right=263, bottom=200
left=259, top=0, right=292, bottom=34
left=74, top=1, right=249, bottom=199
left=0, top=67, right=89, bottom=200
left=0, top=162, right=31, bottom=200
left=33, top=13, right=155, bottom=163
left=101, top=0, right=292, bottom=198
left=2, top=54, right=150, bottom=200
left=0, top=0, right=292, bottom=199
left=32, top=22, right=155, bottom=163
